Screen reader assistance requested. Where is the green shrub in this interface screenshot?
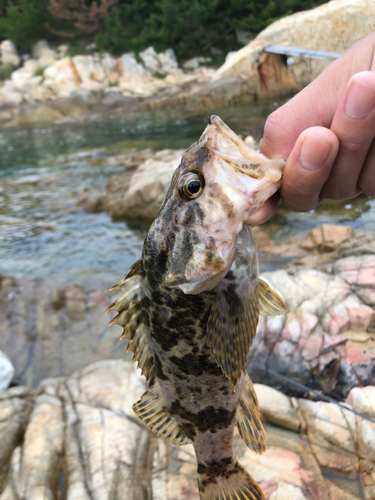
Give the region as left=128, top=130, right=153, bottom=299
left=0, top=0, right=53, bottom=50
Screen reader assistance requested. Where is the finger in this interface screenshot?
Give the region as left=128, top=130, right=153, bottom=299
left=244, top=192, right=280, bottom=225
left=261, top=32, right=375, bottom=160
left=280, top=127, right=339, bottom=212
left=321, top=71, right=375, bottom=200
left=358, top=138, right=375, bottom=196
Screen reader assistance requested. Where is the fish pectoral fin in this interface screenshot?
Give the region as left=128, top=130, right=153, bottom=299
left=236, top=373, right=267, bottom=454
left=198, top=457, right=265, bottom=500
left=206, top=287, right=259, bottom=388
left=258, top=278, right=286, bottom=316
left=133, top=382, right=191, bottom=446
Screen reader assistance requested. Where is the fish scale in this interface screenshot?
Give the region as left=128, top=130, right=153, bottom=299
left=107, top=116, right=287, bottom=499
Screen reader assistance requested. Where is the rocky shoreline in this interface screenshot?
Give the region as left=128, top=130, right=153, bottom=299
left=1, top=0, right=374, bottom=128
left=0, top=358, right=374, bottom=499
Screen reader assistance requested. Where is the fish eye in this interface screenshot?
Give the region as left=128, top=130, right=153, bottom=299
left=178, top=171, right=205, bottom=201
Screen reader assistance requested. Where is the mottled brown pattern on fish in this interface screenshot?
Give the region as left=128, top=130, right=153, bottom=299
left=109, top=115, right=286, bottom=500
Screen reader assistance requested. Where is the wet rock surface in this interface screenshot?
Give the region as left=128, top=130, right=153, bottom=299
left=0, top=359, right=373, bottom=500
left=249, top=232, right=375, bottom=399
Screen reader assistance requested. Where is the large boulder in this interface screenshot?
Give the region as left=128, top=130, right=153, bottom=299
left=191, top=0, right=375, bottom=106
left=0, top=40, right=20, bottom=69
left=0, top=359, right=373, bottom=499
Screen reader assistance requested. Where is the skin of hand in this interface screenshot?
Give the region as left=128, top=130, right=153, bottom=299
left=245, top=31, right=375, bottom=226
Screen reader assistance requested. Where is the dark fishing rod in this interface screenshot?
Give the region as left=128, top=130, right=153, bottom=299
left=250, top=361, right=375, bottom=425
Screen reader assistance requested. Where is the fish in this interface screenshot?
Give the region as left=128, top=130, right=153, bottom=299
left=106, top=116, right=286, bottom=500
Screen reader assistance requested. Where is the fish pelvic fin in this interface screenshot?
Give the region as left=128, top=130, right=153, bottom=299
left=133, top=381, right=191, bottom=446
left=207, top=286, right=259, bottom=389
left=258, top=278, right=286, bottom=317
left=107, top=259, right=155, bottom=382
left=236, top=373, right=267, bottom=454
left=198, top=457, right=265, bottom=500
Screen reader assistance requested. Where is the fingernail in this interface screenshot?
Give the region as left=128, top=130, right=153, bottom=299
left=344, top=80, right=375, bottom=119
left=300, top=135, right=333, bottom=170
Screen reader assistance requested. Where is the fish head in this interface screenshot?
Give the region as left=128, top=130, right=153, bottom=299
left=151, top=115, right=285, bottom=294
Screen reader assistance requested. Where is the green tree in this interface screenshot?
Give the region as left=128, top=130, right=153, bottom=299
left=0, top=0, right=53, bottom=50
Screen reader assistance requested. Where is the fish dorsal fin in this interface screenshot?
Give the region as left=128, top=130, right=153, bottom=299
left=133, top=382, right=191, bottom=446
left=258, top=278, right=286, bottom=317
left=236, top=373, right=267, bottom=454
left=206, top=278, right=259, bottom=389
left=107, top=260, right=155, bottom=382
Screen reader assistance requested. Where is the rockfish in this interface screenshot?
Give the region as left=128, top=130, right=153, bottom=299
left=107, top=116, right=286, bottom=500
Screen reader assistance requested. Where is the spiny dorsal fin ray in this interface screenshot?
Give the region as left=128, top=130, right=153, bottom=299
left=258, top=278, right=286, bottom=317
left=133, top=382, right=191, bottom=446
left=108, top=259, right=143, bottom=292
left=236, top=373, right=267, bottom=454
left=198, top=457, right=265, bottom=500
left=107, top=259, right=154, bottom=382
left=207, top=285, right=259, bottom=388
left=127, top=323, right=155, bottom=382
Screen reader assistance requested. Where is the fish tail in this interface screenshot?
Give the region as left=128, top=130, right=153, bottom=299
left=198, top=458, right=265, bottom=500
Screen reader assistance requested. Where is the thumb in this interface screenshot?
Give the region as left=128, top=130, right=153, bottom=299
left=260, top=32, right=375, bottom=160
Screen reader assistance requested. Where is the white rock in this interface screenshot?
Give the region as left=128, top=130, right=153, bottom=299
left=32, top=40, right=56, bottom=68
left=158, top=48, right=180, bottom=74
left=183, top=56, right=212, bottom=70
left=119, top=52, right=147, bottom=79
left=43, top=57, right=80, bottom=97
left=0, top=40, right=20, bottom=68
left=72, top=55, right=106, bottom=85
left=139, top=46, right=160, bottom=73
left=101, top=55, right=121, bottom=85
left=56, top=44, right=69, bottom=58
left=0, top=350, right=15, bottom=390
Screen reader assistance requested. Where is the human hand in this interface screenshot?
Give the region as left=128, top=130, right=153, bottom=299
left=247, top=31, right=375, bottom=225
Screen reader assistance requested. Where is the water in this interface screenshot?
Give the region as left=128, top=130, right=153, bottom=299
left=0, top=102, right=374, bottom=284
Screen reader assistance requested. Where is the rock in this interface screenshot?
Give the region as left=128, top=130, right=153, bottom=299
left=0, top=40, right=20, bottom=68
left=206, top=0, right=375, bottom=103
left=254, top=384, right=301, bottom=432
left=183, top=56, right=212, bottom=70
left=105, top=149, right=183, bottom=219
left=300, top=224, right=354, bottom=252
left=139, top=46, right=161, bottom=73
left=32, top=40, right=57, bottom=68
left=43, top=57, right=80, bottom=97
left=72, top=54, right=106, bottom=86
left=0, top=360, right=373, bottom=499
left=0, top=351, right=14, bottom=390
left=158, top=48, right=180, bottom=74
left=249, top=252, right=375, bottom=398
left=101, top=54, right=122, bottom=85
left=76, top=189, right=107, bottom=212
left=56, top=44, right=69, bottom=58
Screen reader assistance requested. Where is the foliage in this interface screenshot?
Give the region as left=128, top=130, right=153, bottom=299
left=47, top=0, right=118, bottom=38
left=0, top=0, right=328, bottom=59
left=0, top=65, right=13, bottom=81
left=228, top=0, right=327, bottom=33
left=0, top=0, right=53, bottom=50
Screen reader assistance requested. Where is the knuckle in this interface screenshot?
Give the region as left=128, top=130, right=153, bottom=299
left=338, top=139, right=363, bottom=155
